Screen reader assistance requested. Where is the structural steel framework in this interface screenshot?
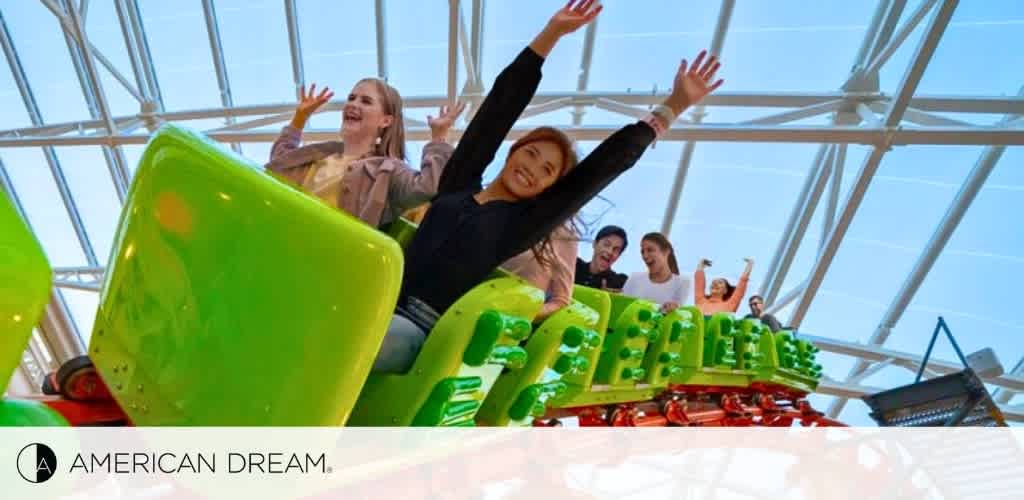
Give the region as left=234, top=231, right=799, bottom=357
left=0, top=0, right=1021, bottom=421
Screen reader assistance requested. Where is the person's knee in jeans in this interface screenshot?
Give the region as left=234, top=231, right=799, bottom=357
left=372, top=314, right=426, bottom=374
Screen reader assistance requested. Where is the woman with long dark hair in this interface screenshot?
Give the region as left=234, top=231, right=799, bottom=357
left=622, top=232, right=689, bottom=313
left=694, top=257, right=753, bottom=315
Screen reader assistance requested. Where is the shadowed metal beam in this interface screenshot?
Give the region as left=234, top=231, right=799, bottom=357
left=125, top=0, right=163, bottom=110
left=447, top=0, right=459, bottom=104
left=571, top=20, right=598, bottom=126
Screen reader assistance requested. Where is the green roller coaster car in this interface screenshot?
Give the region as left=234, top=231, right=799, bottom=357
left=2, top=124, right=826, bottom=427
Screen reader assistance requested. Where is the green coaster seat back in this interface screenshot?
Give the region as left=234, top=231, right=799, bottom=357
left=0, top=190, right=52, bottom=395
left=90, top=125, right=404, bottom=425
left=348, top=277, right=543, bottom=426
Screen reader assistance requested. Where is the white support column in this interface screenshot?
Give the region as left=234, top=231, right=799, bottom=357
left=125, top=0, right=163, bottom=111
left=765, top=145, right=837, bottom=305
left=447, top=0, right=459, bottom=105
left=202, top=0, right=242, bottom=154
left=60, top=0, right=131, bottom=200
left=469, top=0, right=484, bottom=89
left=864, top=0, right=941, bottom=75
left=660, top=0, right=734, bottom=236
left=571, top=20, right=598, bottom=126
left=790, top=0, right=960, bottom=329
left=826, top=83, right=1022, bottom=418
left=761, top=144, right=830, bottom=297
left=283, top=0, right=304, bottom=100
left=994, top=356, right=1023, bottom=404
left=820, top=144, right=846, bottom=252
left=374, top=0, right=388, bottom=80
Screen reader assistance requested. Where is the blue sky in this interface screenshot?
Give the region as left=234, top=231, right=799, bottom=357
left=0, top=0, right=1021, bottom=425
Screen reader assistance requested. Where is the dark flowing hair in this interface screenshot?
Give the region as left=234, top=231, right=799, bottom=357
left=641, top=232, right=679, bottom=275
left=706, top=277, right=736, bottom=301
left=506, top=127, right=580, bottom=269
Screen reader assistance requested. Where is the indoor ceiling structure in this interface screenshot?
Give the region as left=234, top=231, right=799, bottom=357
left=0, top=0, right=1021, bottom=425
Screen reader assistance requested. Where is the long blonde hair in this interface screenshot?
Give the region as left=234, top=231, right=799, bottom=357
left=356, top=78, right=406, bottom=160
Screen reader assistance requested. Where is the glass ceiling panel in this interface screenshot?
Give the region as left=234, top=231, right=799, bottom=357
left=665, top=142, right=822, bottom=291
left=0, top=148, right=87, bottom=266
left=795, top=146, right=981, bottom=346
left=137, top=0, right=221, bottom=111
left=217, top=0, right=295, bottom=106
left=482, top=0, right=582, bottom=93
left=883, top=153, right=1024, bottom=369
left=2, top=1, right=91, bottom=124
left=53, top=146, right=123, bottom=264
left=62, top=288, right=98, bottom=346
left=586, top=0, right=718, bottom=93
left=385, top=0, right=450, bottom=97
left=0, top=47, right=33, bottom=130
left=721, top=0, right=872, bottom=92
left=298, top=0, right=376, bottom=97
left=889, top=0, right=1024, bottom=96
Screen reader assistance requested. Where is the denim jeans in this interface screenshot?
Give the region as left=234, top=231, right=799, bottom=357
left=371, top=297, right=440, bottom=374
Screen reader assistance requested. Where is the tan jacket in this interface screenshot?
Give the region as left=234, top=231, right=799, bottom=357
left=502, top=224, right=579, bottom=319
left=265, top=125, right=454, bottom=227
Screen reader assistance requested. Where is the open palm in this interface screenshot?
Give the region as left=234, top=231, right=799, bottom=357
left=673, top=50, right=724, bottom=109
left=295, top=83, right=333, bottom=119
left=427, top=101, right=467, bottom=135
left=548, top=0, right=603, bottom=36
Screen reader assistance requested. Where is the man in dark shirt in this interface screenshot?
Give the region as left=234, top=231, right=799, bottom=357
left=575, top=225, right=629, bottom=291
left=745, top=295, right=783, bottom=332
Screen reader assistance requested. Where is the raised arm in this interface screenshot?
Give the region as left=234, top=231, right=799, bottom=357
left=387, top=103, right=464, bottom=211
left=724, top=258, right=753, bottom=312
left=437, top=1, right=602, bottom=195
left=537, top=225, right=580, bottom=320
left=518, top=49, right=724, bottom=247
left=694, top=262, right=707, bottom=306
left=269, top=83, right=334, bottom=163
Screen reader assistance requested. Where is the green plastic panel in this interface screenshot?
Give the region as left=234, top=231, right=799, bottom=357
left=385, top=217, right=419, bottom=250
left=478, top=300, right=602, bottom=426
left=90, top=124, right=404, bottom=425
left=348, top=277, right=543, bottom=426
left=592, top=299, right=658, bottom=386
left=0, top=399, right=69, bottom=427
left=0, top=191, right=52, bottom=394
left=641, top=308, right=694, bottom=385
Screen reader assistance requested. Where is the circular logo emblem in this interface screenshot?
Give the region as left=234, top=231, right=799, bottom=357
left=17, top=443, right=57, bottom=483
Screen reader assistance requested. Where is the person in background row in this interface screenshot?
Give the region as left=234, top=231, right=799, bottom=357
left=502, top=222, right=579, bottom=322
left=266, top=79, right=464, bottom=228
left=622, top=232, right=689, bottom=313
left=574, top=225, right=629, bottom=291
left=745, top=294, right=782, bottom=332
left=694, top=257, right=753, bottom=315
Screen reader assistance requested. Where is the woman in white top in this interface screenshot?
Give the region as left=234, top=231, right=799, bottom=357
left=622, top=232, right=690, bottom=313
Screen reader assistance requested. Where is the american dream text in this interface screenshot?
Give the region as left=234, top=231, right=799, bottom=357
left=68, top=452, right=327, bottom=475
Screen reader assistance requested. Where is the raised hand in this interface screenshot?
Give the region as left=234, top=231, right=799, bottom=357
left=667, top=50, right=724, bottom=114
left=427, top=101, right=467, bottom=142
left=291, top=83, right=334, bottom=129
left=547, top=0, right=603, bottom=36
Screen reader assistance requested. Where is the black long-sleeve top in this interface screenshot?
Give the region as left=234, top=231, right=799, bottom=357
left=399, top=47, right=657, bottom=315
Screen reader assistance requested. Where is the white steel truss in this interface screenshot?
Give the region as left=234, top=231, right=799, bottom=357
left=1, top=0, right=1022, bottom=421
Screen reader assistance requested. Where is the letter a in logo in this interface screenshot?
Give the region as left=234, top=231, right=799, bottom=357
left=17, top=443, right=57, bottom=483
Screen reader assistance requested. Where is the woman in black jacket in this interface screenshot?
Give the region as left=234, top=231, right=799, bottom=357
left=373, top=0, right=724, bottom=373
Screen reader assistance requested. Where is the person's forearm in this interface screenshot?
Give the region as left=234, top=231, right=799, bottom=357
left=528, top=25, right=562, bottom=59
left=289, top=113, right=309, bottom=130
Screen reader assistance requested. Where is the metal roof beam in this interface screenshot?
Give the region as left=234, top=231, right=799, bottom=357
left=790, top=0, right=960, bottom=329
left=202, top=0, right=242, bottom=154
